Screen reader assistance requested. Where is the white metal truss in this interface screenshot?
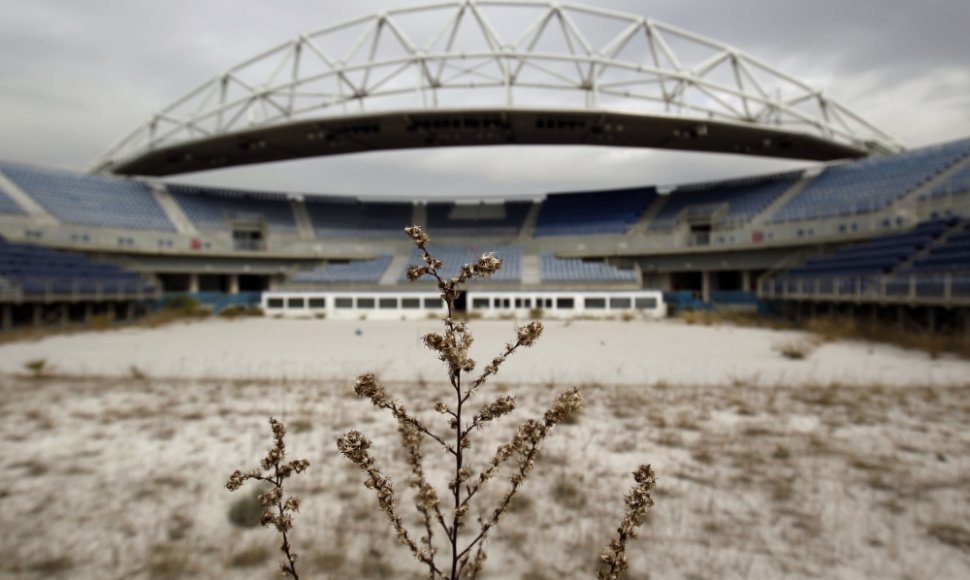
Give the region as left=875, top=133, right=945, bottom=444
left=95, top=0, right=903, bottom=171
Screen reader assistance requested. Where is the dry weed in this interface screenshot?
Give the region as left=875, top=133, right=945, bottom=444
left=228, top=226, right=655, bottom=580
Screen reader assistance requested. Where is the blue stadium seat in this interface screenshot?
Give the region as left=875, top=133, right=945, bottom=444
left=650, top=172, right=801, bottom=230
left=534, top=186, right=655, bottom=237
left=305, top=197, right=412, bottom=238
left=167, top=184, right=297, bottom=233
left=291, top=255, right=393, bottom=284
left=0, top=239, right=154, bottom=295
left=400, top=245, right=522, bottom=282
left=769, top=139, right=970, bottom=223
left=425, top=201, right=531, bottom=236
left=0, top=183, right=25, bottom=215
left=0, top=161, right=175, bottom=231
left=539, top=253, right=636, bottom=282
left=928, top=161, right=970, bottom=197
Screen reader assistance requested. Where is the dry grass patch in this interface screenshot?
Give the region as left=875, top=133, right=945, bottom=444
left=228, top=543, right=272, bottom=568
left=774, top=339, right=816, bottom=360
left=928, top=523, right=970, bottom=550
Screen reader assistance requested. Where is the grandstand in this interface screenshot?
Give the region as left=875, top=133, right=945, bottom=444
left=290, top=256, right=393, bottom=285
left=650, top=173, right=802, bottom=230
left=534, top=187, right=655, bottom=237
left=768, top=140, right=970, bottom=223
left=1, top=135, right=970, bottom=331
left=166, top=184, right=297, bottom=235
left=304, top=198, right=412, bottom=238
left=425, top=201, right=531, bottom=237
left=400, top=245, right=523, bottom=283
left=540, top=254, right=637, bottom=284
left=0, top=161, right=174, bottom=231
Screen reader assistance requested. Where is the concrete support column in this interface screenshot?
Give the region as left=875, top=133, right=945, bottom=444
left=228, top=274, right=240, bottom=295
left=32, top=304, right=42, bottom=327
left=897, top=306, right=905, bottom=330
left=701, top=270, right=712, bottom=304
left=2, top=304, right=11, bottom=331
left=59, top=303, right=69, bottom=327
left=188, top=273, right=199, bottom=293
left=124, top=302, right=134, bottom=321
left=742, top=270, right=752, bottom=292
left=659, top=272, right=673, bottom=292
left=928, top=307, right=936, bottom=333
left=83, top=302, right=94, bottom=324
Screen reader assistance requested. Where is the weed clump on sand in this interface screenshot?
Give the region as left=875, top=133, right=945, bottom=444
left=228, top=225, right=656, bottom=579
left=774, top=339, right=815, bottom=360
left=23, top=358, right=48, bottom=378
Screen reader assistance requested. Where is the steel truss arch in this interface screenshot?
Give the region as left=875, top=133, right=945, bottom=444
left=95, top=0, right=903, bottom=175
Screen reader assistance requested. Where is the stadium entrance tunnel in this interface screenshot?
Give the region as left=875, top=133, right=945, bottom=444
left=104, top=110, right=867, bottom=176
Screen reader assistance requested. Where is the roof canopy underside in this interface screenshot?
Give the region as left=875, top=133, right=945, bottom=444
left=95, top=0, right=902, bottom=176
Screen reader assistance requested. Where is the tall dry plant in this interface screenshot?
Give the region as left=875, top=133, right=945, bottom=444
left=227, top=225, right=655, bottom=579
left=226, top=418, right=309, bottom=579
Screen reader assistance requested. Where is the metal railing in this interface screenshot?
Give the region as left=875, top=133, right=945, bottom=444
left=0, top=278, right=161, bottom=303
left=758, top=273, right=970, bottom=306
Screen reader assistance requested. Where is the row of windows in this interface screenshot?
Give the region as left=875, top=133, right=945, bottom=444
left=267, top=296, right=444, bottom=310
left=470, top=296, right=657, bottom=310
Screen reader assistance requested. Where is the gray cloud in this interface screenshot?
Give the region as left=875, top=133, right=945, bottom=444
left=0, top=0, right=967, bottom=196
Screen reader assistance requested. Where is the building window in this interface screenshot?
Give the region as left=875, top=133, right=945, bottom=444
left=308, top=298, right=326, bottom=308
left=472, top=298, right=490, bottom=309
left=287, top=298, right=305, bottom=308
left=335, top=297, right=353, bottom=309
left=379, top=297, right=398, bottom=309
left=424, top=298, right=444, bottom=309
left=584, top=297, right=606, bottom=309
left=556, top=297, right=575, bottom=309
left=609, top=297, right=632, bottom=309
left=401, top=298, right=420, bottom=309
left=515, top=297, right=531, bottom=308
left=357, top=298, right=375, bottom=309
left=635, top=297, right=658, bottom=309
left=267, top=298, right=284, bottom=309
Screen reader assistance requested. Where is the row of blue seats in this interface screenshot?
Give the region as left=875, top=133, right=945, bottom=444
left=167, top=184, right=297, bottom=233
left=534, top=187, right=655, bottom=237
left=650, top=173, right=800, bottom=230
left=769, top=139, right=970, bottom=223
left=400, top=245, right=522, bottom=282
left=306, top=200, right=412, bottom=237
left=0, top=185, right=25, bottom=215
left=0, top=161, right=176, bottom=231
left=539, top=253, right=636, bottom=282
left=927, top=161, right=970, bottom=197
left=426, top=202, right=531, bottom=235
left=0, top=240, right=151, bottom=295
left=292, top=255, right=393, bottom=283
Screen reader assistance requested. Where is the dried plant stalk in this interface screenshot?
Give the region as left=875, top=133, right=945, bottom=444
left=597, top=465, right=656, bottom=580
left=228, top=225, right=654, bottom=579
left=226, top=418, right=309, bottom=579
left=336, top=225, right=614, bottom=580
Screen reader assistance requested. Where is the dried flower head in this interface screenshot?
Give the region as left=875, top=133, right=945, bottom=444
left=404, top=225, right=429, bottom=245
left=516, top=321, right=543, bottom=347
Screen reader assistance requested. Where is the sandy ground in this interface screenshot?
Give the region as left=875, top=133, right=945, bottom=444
left=0, top=318, right=968, bottom=386
left=1, top=318, right=969, bottom=579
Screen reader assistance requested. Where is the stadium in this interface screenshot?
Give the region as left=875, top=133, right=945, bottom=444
left=1, top=1, right=970, bottom=579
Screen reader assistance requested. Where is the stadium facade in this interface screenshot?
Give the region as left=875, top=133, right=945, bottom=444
left=1, top=1, right=968, bottom=330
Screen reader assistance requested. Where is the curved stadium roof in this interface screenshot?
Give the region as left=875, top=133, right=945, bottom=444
left=95, top=0, right=903, bottom=176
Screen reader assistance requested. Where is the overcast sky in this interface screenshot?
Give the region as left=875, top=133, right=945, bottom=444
left=1, top=0, right=968, bottom=198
